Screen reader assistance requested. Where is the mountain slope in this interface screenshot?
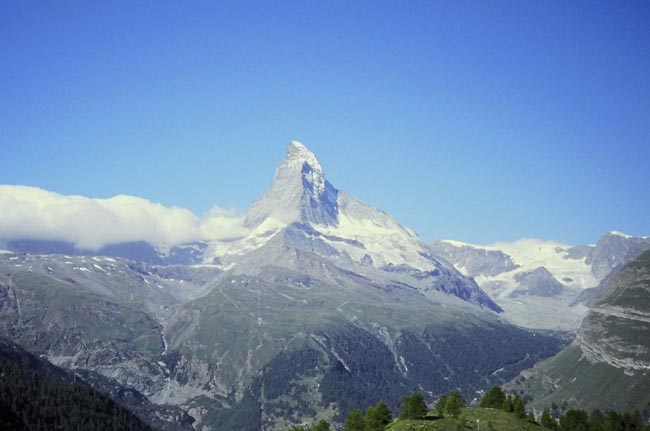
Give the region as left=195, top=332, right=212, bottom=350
left=0, top=234, right=565, bottom=431
left=0, top=336, right=157, bottom=431
left=0, top=252, right=203, bottom=430
left=161, top=229, right=566, bottom=430
left=507, top=250, right=650, bottom=412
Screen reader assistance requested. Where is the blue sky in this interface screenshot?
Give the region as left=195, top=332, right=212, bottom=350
left=1, top=1, right=649, bottom=245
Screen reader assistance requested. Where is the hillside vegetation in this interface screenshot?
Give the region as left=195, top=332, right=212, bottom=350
left=388, top=408, right=542, bottom=431
left=291, top=387, right=650, bottom=431
left=0, top=338, right=156, bottom=431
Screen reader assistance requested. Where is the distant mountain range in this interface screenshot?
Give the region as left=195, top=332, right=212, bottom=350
left=0, top=141, right=647, bottom=430
left=507, top=250, right=650, bottom=413
left=431, top=232, right=650, bottom=330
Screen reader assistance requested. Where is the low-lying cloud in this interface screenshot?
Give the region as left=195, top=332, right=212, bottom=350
left=0, top=185, right=249, bottom=250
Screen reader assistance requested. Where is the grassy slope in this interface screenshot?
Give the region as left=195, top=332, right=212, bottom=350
left=388, top=408, right=544, bottom=431
left=511, top=345, right=650, bottom=412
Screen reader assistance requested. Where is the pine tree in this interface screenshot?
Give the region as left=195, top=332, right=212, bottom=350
left=344, top=409, right=365, bottom=431
left=527, top=411, right=536, bottom=423
left=502, top=395, right=514, bottom=413
left=541, top=408, right=556, bottom=430
left=311, top=419, right=332, bottom=431
left=589, top=410, right=605, bottom=431
left=559, top=409, right=589, bottom=431
left=631, top=411, right=644, bottom=431
left=480, top=386, right=506, bottom=409
left=436, top=395, right=448, bottom=417
left=605, top=410, right=621, bottom=431
left=513, top=395, right=526, bottom=419
left=365, top=406, right=382, bottom=431
left=375, top=402, right=392, bottom=426
left=400, top=392, right=428, bottom=420
left=445, top=391, right=465, bottom=419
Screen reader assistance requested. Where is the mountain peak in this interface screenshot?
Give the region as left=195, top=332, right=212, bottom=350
left=287, top=140, right=314, bottom=158
left=245, top=141, right=339, bottom=228
left=285, top=140, right=324, bottom=175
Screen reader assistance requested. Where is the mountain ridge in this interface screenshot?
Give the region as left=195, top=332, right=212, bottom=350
left=431, top=232, right=650, bottom=330
left=507, top=250, right=650, bottom=412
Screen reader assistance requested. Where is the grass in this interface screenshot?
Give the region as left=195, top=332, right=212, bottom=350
left=387, top=408, right=544, bottom=431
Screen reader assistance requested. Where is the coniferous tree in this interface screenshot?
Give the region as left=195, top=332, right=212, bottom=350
left=436, top=395, right=448, bottom=417
left=480, top=386, right=506, bottom=409
left=446, top=391, right=465, bottom=418
left=590, top=410, right=605, bottom=431
left=502, top=395, right=514, bottom=413
left=527, top=411, right=536, bottom=423
left=559, top=409, right=589, bottom=431
left=541, top=408, right=557, bottom=430
left=513, top=395, right=526, bottom=419
left=631, top=411, right=644, bottom=431
left=344, top=409, right=365, bottom=431
left=606, top=410, right=622, bottom=431
left=400, top=392, right=428, bottom=420
left=365, top=406, right=382, bottom=431
left=375, top=401, right=392, bottom=426
left=311, top=419, right=332, bottom=431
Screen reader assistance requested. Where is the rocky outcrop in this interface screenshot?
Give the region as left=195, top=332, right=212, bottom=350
left=507, top=250, right=650, bottom=412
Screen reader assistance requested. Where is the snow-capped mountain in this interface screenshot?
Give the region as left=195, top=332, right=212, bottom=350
left=0, top=141, right=572, bottom=430
left=208, top=142, right=449, bottom=269
left=197, top=141, right=501, bottom=311
left=0, top=141, right=499, bottom=311
left=431, top=232, right=650, bottom=330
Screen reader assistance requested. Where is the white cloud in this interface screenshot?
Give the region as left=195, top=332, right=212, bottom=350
left=0, top=185, right=249, bottom=250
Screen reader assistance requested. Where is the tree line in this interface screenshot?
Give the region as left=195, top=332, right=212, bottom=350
left=0, top=356, right=154, bottom=431
left=479, top=386, right=649, bottom=431
left=291, top=386, right=650, bottom=431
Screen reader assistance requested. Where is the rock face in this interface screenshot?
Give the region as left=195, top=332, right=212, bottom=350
left=431, top=240, right=520, bottom=278
left=510, top=267, right=565, bottom=298
left=579, top=252, right=650, bottom=372
left=507, top=250, right=650, bottom=413
left=245, top=141, right=339, bottom=228
left=587, top=232, right=650, bottom=279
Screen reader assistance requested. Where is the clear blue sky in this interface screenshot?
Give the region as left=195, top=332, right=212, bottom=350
left=1, top=1, right=649, bottom=245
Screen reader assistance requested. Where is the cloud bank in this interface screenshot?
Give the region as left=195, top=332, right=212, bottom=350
left=0, top=185, right=249, bottom=250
